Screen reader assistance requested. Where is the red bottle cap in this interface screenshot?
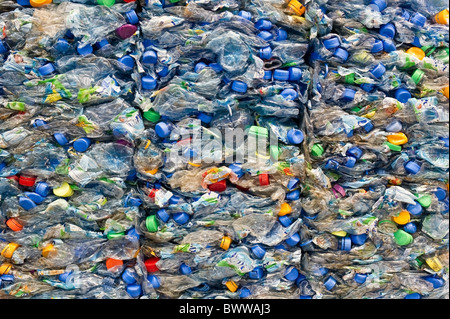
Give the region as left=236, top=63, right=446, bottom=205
left=19, top=175, right=37, bottom=187
left=6, top=176, right=19, bottom=182
left=259, top=173, right=270, bottom=186
left=123, top=0, right=136, bottom=2
left=148, top=188, right=158, bottom=199
left=106, top=258, right=123, bottom=270
left=145, top=257, right=160, bottom=273
left=208, top=179, right=227, bottom=192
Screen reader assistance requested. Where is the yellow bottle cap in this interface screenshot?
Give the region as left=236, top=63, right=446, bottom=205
left=30, top=0, right=52, bottom=7
left=288, top=0, right=306, bottom=16
left=332, top=231, right=348, bottom=237
left=278, top=203, right=292, bottom=216
left=53, top=182, right=74, bottom=197
left=42, top=243, right=56, bottom=257
left=392, top=210, right=411, bottom=225
left=406, top=47, right=426, bottom=61
left=0, top=263, right=12, bottom=275
left=435, top=9, right=449, bottom=25
left=442, top=86, right=449, bottom=99
left=1, top=243, right=20, bottom=259
left=425, top=257, right=443, bottom=272
left=220, top=236, right=232, bottom=250
left=387, top=132, right=408, bottom=146
left=146, top=168, right=159, bottom=175
left=225, top=280, right=238, bottom=292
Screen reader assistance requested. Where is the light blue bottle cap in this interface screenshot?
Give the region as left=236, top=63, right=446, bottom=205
left=407, top=201, right=423, bottom=216
left=385, top=119, right=402, bottom=132
left=371, top=39, right=383, bottom=53
left=434, top=187, right=447, bottom=201
left=19, top=196, right=37, bottom=211
left=142, top=75, right=157, bottom=90
left=260, top=46, right=273, bottom=60
left=370, top=63, right=386, bottom=79
left=239, top=287, right=252, bottom=298
left=238, top=11, right=252, bottom=21
left=179, top=263, right=192, bottom=275
left=198, top=112, right=213, bottom=124
left=38, top=63, right=55, bottom=76
left=358, top=119, right=374, bottom=132
left=122, top=268, right=137, bottom=285
left=287, top=178, right=300, bottom=191
left=286, top=190, right=300, bottom=201
left=24, top=192, right=45, bottom=204
left=289, top=67, right=302, bottom=81
left=118, top=55, right=135, bottom=71
left=195, top=62, right=208, bottom=73
left=274, top=69, right=290, bottom=81
left=341, top=88, right=356, bottom=101
left=346, top=146, right=363, bottom=159
left=55, top=39, right=70, bottom=53
left=255, top=19, right=272, bottom=31
left=404, top=293, right=421, bottom=299
left=287, top=128, right=304, bottom=144
left=251, top=244, right=266, bottom=259
left=231, top=81, right=247, bottom=93
left=351, top=234, right=367, bottom=246
left=34, top=182, right=51, bottom=197
left=281, top=88, right=298, bottom=101
left=324, top=276, right=337, bottom=291
left=360, top=83, right=374, bottom=92
left=73, top=137, right=91, bottom=153
left=412, top=36, right=422, bottom=47
left=284, top=266, right=299, bottom=281
left=333, top=47, right=349, bottom=62
left=285, top=233, right=300, bottom=246
left=142, top=50, right=158, bottom=64
left=276, top=29, right=288, bottom=41
left=209, top=63, right=223, bottom=73
left=147, top=275, right=161, bottom=288
left=370, top=0, right=387, bottom=11
left=403, top=222, right=417, bottom=234
left=258, top=31, right=273, bottom=41
left=125, top=10, right=139, bottom=25
left=248, top=266, right=264, bottom=279
left=126, top=284, right=142, bottom=298
left=323, top=37, right=340, bottom=50
left=404, top=161, right=421, bottom=174
left=383, top=39, right=396, bottom=52
left=423, top=276, right=445, bottom=289
left=59, top=272, right=71, bottom=282
left=395, top=88, right=411, bottom=103
left=173, top=212, right=190, bottom=225
left=77, top=43, right=93, bottom=56
left=354, top=274, right=367, bottom=284
left=155, top=122, right=172, bottom=138
left=410, top=12, right=427, bottom=27
left=17, top=0, right=31, bottom=5
left=264, top=70, right=273, bottom=80
left=379, top=23, right=396, bottom=39
left=53, top=133, right=70, bottom=146
left=229, top=163, right=244, bottom=178
left=279, top=215, right=293, bottom=227
left=157, top=66, right=169, bottom=77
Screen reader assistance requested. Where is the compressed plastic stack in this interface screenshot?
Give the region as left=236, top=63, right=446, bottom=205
left=0, top=0, right=448, bottom=299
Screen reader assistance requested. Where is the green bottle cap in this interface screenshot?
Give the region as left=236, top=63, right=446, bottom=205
left=421, top=46, right=436, bottom=57
left=97, top=0, right=115, bottom=7
left=270, top=145, right=280, bottom=161
left=345, top=73, right=355, bottom=84
left=394, top=230, right=414, bottom=246
left=143, top=109, right=161, bottom=123
left=311, top=143, right=324, bottom=157
left=385, top=141, right=402, bottom=152
left=351, top=106, right=362, bottom=113
left=107, top=232, right=125, bottom=240
left=146, top=215, right=159, bottom=233
left=416, top=194, right=432, bottom=208
left=248, top=126, right=268, bottom=138
left=378, top=219, right=398, bottom=234
left=411, top=69, right=425, bottom=85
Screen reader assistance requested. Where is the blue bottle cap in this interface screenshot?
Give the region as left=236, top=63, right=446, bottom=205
left=289, top=67, right=302, bottom=81
left=34, top=182, right=51, bottom=197
left=157, top=209, right=170, bottom=223
left=295, top=274, right=307, bottom=286
left=24, top=192, right=45, bottom=204
left=33, top=119, right=48, bottom=128
left=285, top=233, right=300, bottom=246
left=38, top=63, right=55, bottom=76
left=155, top=122, right=172, bottom=138
left=127, top=227, right=140, bottom=240
left=404, top=293, right=421, bottom=299
left=128, top=197, right=143, bottom=207
left=248, top=266, right=264, bottom=280
left=173, top=212, right=190, bottom=225
left=284, top=266, right=299, bottom=281
left=126, top=284, right=142, bottom=298
left=287, top=178, right=300, bottom=191
left=255, top=19, right=272, bottom=31
left=279, top=215, right=293, bottom=227
left=401, top=9, right=411, bottom=20
left=407, top=201, right=423, bottom=216
left=371, top=39, right=384, bottom=53
left=395, top=88, right=411, bottom=103
left=382, top=39, right=396, bottom=53
left=142, top=50, right=158, bottom=64
left=251, top=245, right=266, bottom=259
left=229, top=163, right=244, bottom=178
left=423, top=276, right=445, bottom=289
left=324, top=159, right=340, bottom=170
left=258, top=31, right=274, bottom=41
left=147, top=275, right=161, bottom=289
left=354, top=273, right=367, bottom=284
left=323, top=37, right=341, bottom=50
left=339, top=237, right=352, bottom=251
left=324, top=276, right=337, bottom=291
left=209, top=63, right=223, bottom=73
left=358, top=119, right=374, bottom=132
left=403, top=222, right=417, bottom=234
left=319, top=268, right=329, bottom=276
left=122, top=268, right=137, bottom=285
left=95, top=39, right=109, bottom=50
left=0, top=162, right=6, bottom=172
left=53, top=133, right=70, bottom=146
left=157, top=66, right=169, bottom=77
left=231, top=81, right=248, bottom=93
left=264, top=70, right=273, bottom=80
left=275, top=244, right=288, bottom=250
left=370, top=63, right=386, bottom=79
left=239, top=287, right=252, bottom=298
left=77, top=43, right=93, bottom=56
left=439, top=137, right=449, bottom=148
left=276, top=29, right=288, bottom=41
left=346, top=146, right=363, bottom=159
left=385, top=119, right=403, bottom=133
left=333, top=47, right=349, bottom=62
left=345, top=156, right=357, bottom=167
left=260, top=46, right=273, bottom=60
left=179, top=263, right=192, bottom=275
left=379, top=23, right=396, bottom=39
left=412, top=36, right=422, bottom=47
left=350, top=234, right=367, bottom=246
left=65, top=29, right=75, bottom=39
left=410, top=12, right=427, bottom=27
left=195, top=62, right=208, bottom=73
left=286, top=190, right=300, bottom=201
left=273, top=69, right=290, bottom=81
left=287, top=129, right=304, bottom=144
left=17, top=0, right=31, bottom=5
left=310, top=52, right=323, bottom=63
left=142, top=75, right=157, bottom=90
left=198, top=112, right=213, bottom=124
left=404, top=161, right=421, bottom=175
left=370, top=0, right=387, bottom=11
left=300, top=295, right=312, bottom=299
left=118, top=55, right=135, bottom=71
left=341, top=88, right=356, bottom=102
left=19, top=196, right=37, bottom=211
left=434, top=187, right=447, bottom=201
left=360, top=83, right=374, bottom=92
left=55, top=39, right=70, bottom=53
left=125, top=10, right=139, bottom=25
left=73, top=137, right=91, bottom=153
left=238, top=11, right=252, bottom=21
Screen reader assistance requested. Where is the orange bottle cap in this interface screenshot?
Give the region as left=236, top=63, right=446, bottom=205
left=406, top=47, right=426, bottom=61
left=225, top=280, right=238, bottom=292
left=442, top=86, right=449, bottom=99
left=387, top=132, right=408, bottom=146
left=0, top=263, right=12, bottom=275
left=220, top=236, right=232, bottom=250
left=435, top=9, right=449, bottom=25
left=30, top=0, right=52, bottom=7
left=6, top=218, right=23, bottom=232
left=288, top=0, right=306, bottom=16
left=278, top=203, right=292, bottom=216
left=106, top=258, right=124, bottom=270
left=392, top=210, right=411, bottom=225
left=42, top=243, right=56, bottom=257
left=1, top=243, right=20, bottom=259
